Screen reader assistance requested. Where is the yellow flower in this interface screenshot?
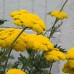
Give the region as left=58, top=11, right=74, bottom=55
left=32, top=24, right=44, bottom=34
left=62, top=61, right=74, bottom=74
left=0, top=28, right=53, bottom=52
left=0, top=28, right=27, bottom=52
left=12, top=15, right=19, bottom=20
left=62, top=61, right=70, bottom=73
left=13, top=38, right=26, bottom=52
left=62, top=48, right=74, bottom=74
left=10, top=9, right=46, bottom=34
left=68, top=60, right=74, bottom=68
left=50, top=10, right=68, bottom=19
left=14, top=20, right=22, bottom=26
left=26, top=34, right=54, bottom=51
left=44, top=50, right=66, bottom=61
left=66, top=47, right=74, bottom=59
left=6, top=68, right=26, bottom=74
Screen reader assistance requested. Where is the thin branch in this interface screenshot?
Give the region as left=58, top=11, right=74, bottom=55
left=44, top=0, right=69, bottom=36
left=60, top=0, right=69, bottom=11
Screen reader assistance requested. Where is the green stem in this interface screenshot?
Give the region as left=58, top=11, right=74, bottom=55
left=44, top=18, right=58, bottom=35
left=0, top=27, right=27, bottom=59
left=7, top=27, right=27, bottom=50
left=60, top=0, right=69, bottom=11
left=48, top=19, right=58, bottom=38
left=49, top=62, right=53, bottom=74
left=44, top=0, right=68, bottom=36
left=3, top=27, right=27, bottom=73
left=48, top=21, right=63, bottom=38
left=3, top=48, right=12, bottom=73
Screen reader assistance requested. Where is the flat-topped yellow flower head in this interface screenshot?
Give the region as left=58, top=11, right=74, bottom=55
left=10, top=9, right=46, bottom=34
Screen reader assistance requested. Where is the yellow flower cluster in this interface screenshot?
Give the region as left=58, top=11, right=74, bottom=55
left=68, top=60, right=74, bottom=68
left=66, top=48, right=74, bottom=59
left=26, top=34, right=54, bottom=51
left=44, top=49, right=66, bottom=61
left=62, top=60, right=74, bottom=74
left=62, top=48, right=74, bottom=74
left=6, top=68, right=26, bottom=74
left=50, top=10, right=68, bottom=19
left=0, top=28, right=54, bottom=52
left=0, top=28, right=27, bottom=51
left=10, top=9, right=46, bottom=34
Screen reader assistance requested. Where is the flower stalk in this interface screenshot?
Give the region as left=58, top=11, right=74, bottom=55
left=49, top=62, right=54, bottom=74
left=3, top=27, right=27, bottom=73
left=44, top=0, right=69, bottom=38
left=60, top=0, right=69, bottom=11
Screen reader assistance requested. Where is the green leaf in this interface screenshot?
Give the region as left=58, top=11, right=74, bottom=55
left=54, top=44, right=67, bottom=53
left=0, top=19, right=7, bottom=25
